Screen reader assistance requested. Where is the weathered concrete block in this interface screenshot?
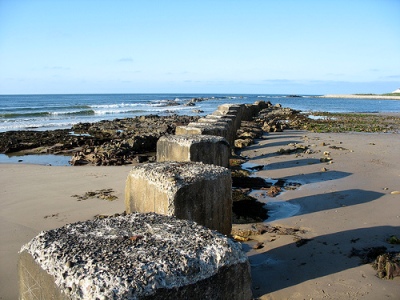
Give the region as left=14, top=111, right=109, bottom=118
left=125, top=162, right=232, bottom=235
left=197, top=118, right=234, bottom=145
left=205, top=114, right=240, bottom=138
left=241, top=101, right=270, bottom=121
left=157, top=135, right=230, bottom=167
left=197, top=117, right=233, bottom=127
left=212, top=108, right=242, bottom=134
left=19, top=213, right=252, bottom=300
left=175, top=123, right=230, bottom=143
left=241, top=104, right=259, bottom=121
left=205, top=113, right=236, bottom=122
left=217, top=104, right=243, bottom=116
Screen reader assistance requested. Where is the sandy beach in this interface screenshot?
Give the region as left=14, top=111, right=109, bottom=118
left=238, top=130, right=400, bottom=299
left=318, top=94, right=400, bottom=100
left=1, top=130, right=400, bottom=299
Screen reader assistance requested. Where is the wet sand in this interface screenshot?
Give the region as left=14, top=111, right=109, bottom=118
left=1, top=130, right=400, bottom=299
left=237, top=130, right=400, bottom=299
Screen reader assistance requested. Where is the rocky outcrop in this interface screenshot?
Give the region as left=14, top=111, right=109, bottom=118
left=0, top=115, right=199, bottom=166
left=70, top=115, right=200, bottom=165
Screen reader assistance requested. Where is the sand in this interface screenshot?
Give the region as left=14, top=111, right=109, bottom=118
left=318, top=94, right=400, bottom=100
left=238, top=130, right=400, bottom=299
left=1, top=130, right=400, bottom=299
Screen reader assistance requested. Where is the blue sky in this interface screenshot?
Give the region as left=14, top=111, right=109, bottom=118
left=0, top=0, right=399, bottom=95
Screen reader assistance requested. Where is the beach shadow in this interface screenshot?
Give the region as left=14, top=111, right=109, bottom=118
left=249, top=225, right=400, bottom=297
left=278, top=170, right=352, bottom=184
left=264, top=188, right=382, bottom=222
left=263, top=135, right=300, bottom=140
left=264, top=158, right=322, bottom=170
left=287, top=189, right=384, bottom=217
left=264, top=140, right=303, bottom=148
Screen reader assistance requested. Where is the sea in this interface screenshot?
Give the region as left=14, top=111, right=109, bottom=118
left=1, top=93, right=400, bottom=132
left=0, top=93, right=399, bottom=165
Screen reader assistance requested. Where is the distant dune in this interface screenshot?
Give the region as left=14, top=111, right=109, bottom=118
left=318, top=94, right=400, bottom=100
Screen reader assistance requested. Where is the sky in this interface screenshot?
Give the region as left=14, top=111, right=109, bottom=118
left=0, top=0, right=399, bottom=95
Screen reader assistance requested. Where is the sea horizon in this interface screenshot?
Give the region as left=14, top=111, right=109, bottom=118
left=1, top=93, right=400, bottom=133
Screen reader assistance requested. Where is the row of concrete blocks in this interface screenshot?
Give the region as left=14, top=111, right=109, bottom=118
left=19, top=101, right=269, bottom=299
left=126, top=101, right=270, bottom=234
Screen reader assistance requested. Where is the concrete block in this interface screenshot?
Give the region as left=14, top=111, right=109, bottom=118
left=196, top=118, right=235, bottom=146
left=19, top=213, right=252, bottom=299
left=157, top=135, right=230, bottom=167
left=175, top=123, right=230, bottom=143
left=19, top=251, right=68, bottom=299
left=212, top=108, right=242, bottom=134
left=217, top=104, right=243, bottom=116
left=241, top=104, right=259, bottom=121
left=205, top=113, right=236, bottom=122
left=241, top=101, right=271, bottom=121
left=125, top=162, right=232, bottom=235
left=205, top=114, right=240, bottom=138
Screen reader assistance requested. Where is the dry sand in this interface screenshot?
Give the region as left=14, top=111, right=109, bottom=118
left=1, top=130, right=400, bottom=299
left=0, top=164, right=132, bottom=299
left=318, top=94, right=400, bottom=100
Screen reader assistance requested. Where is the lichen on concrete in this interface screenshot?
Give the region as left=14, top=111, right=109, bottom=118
left=128, top=161, right=230, bottom=190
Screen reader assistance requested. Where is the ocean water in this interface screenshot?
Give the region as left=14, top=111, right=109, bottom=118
left=0, top=93, right=399, bottom=132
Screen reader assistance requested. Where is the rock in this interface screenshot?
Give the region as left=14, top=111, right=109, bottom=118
left=320, top=157, right=332, bottom=163
left=0, top=115, right=200, bottom=166
left=232, top=176, right=271, bottom=189
left=232, top=190, right=268, bottom=224
left=267, top=186, right=281, bottom=197
left=234, top=139, right=253, bottom=149
left=374, top=253, right=400, bottom=279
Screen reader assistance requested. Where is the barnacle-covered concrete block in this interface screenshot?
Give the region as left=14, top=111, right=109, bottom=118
left=157, top=135, right=230, bottom=167
left=19, top=213, right=252, bottom=300
left=125, top=162, right=232, bottom=235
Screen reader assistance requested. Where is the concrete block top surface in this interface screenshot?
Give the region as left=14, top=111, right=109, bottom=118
left=128, top=161, right=230, bottom=189
left=206, top=114, right=236, bottom=120
left=217, top=104, right=243, bottom=111
left=186, top=122, right=228, bottom=129
left=20, top=212, right=247, bottom=299
left=158, top=134, right=228, bottom=146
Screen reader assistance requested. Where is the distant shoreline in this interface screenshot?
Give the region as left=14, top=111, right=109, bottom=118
left=317, top=94, right=400, bottom=100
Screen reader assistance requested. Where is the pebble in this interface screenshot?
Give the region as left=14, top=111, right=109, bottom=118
left=391, top=191, right=400, bottom=195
